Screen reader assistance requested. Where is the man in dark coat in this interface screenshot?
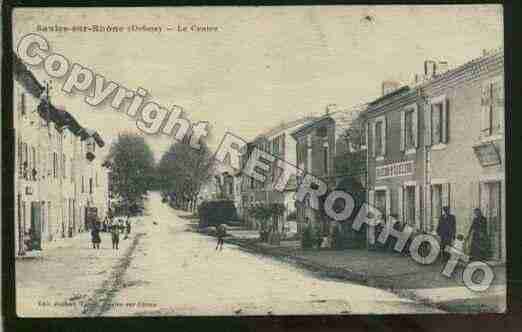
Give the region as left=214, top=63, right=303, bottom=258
left=437, top=206, right=456, bottom=260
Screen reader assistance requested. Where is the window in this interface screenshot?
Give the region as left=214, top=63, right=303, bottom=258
left=482, top=78, right=504, bottom=137
left=89, top=178, right=93, bottom=194
left=323, top=143, right=329, bottom=175
left=429, top=97, right=449, bottom=146
left=405, top=109, right=415, bottom=150
left=405, top=186, right=416, bottom=227
left=480, top=181, right=502, bottom=260
left=431, top=102, right=443, bottom=144
left=81, top=176, right=85, bottom=193
left=374, top=190, right=387, bottom=218
left=62, top=154, right=66, bottom=179
left=375, top=121, right=383, bottom=156
left=53, top=152, right=58, bottom=178
left=430, top=183, right=450, bottom=232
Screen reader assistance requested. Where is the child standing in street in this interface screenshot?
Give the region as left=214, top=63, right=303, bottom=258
left=111, top=223, right=120, bottom=250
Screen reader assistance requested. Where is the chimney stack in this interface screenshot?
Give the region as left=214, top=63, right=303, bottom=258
left=437, top=60, right=449, bottom=73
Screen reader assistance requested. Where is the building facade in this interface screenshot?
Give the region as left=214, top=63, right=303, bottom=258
left=365, top=50, right=505, bottom=262
left=14, top=55, right=109, bottom=256
left=239, top=117, right=315, bottom=233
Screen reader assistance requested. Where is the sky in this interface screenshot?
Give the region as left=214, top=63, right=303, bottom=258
left=13, top=5, right=503, bottom=161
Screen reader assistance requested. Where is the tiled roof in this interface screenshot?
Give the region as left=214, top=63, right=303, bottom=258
left=253, top=116, right=317, bottom=141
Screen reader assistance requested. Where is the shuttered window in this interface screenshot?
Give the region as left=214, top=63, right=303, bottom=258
left=482, top=78, right=504, bottom=137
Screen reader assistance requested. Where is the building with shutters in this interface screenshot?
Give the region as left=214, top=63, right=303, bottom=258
left=365, top=49, right=505, bottom=262
left=14, top=54, right=109, bottom=257
left=421, top=49, right=505, bottom=262
left=366, top=85, right=425, bottom=231
left=239, top=116, right=316, bottom=233
left=292, top=104, right=367, bottom=235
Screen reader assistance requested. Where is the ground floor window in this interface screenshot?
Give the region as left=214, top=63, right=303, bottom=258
left=480, top=181, right=502, bottom=260
left=430, top=183, right=450, bottom=232
left=374, top=190, right=387, bottom=220
left=404, top=186, right=416, bottom=227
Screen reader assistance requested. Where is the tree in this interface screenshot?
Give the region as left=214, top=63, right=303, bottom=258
left=105, top=133, right=155, bottom=216
left=157, top=141, right=214, bottom=212
left=247, top=202, right=286, bottom=243
left=331, top=114, right=368, bottom=248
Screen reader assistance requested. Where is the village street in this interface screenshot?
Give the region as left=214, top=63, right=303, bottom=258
left=16, top=191, right=444, bottom=317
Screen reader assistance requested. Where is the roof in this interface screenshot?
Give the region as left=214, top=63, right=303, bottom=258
left=290, top=114, right=334, bottom=138
left=253, top=116, right=317, bottom=142
left=14, top=53, right=105, bottom=148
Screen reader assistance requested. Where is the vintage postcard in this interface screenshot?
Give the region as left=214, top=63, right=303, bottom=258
left=11, top=5, right=505, bottom=317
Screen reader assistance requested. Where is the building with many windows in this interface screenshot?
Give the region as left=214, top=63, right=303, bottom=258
left=365, top=49, right=505, bottom=262
left=14, top=55, right=109, bottom=256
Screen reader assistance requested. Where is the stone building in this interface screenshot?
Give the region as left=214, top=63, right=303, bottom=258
left=365, top=49, right=505, bottom=262
left=14, top=55, right=109, bottom=256
left=291, top=105, right=367, bottom=235
left=239, top=117, right=315, bottom=233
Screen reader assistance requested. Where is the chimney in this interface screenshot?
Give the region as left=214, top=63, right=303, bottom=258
left=382, top=80, right=401, bottom=96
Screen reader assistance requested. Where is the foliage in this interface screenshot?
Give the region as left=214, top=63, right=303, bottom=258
left=105, top=133, right=155, bottom=216
left=198, top=200, right=239, bottom=228
left=157, top=141, right=214, bottom=211
left=301, top=224, right=317, bottom=249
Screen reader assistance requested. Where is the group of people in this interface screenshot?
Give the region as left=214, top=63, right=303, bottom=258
left=437, top=206, right=491, bottom=261
left=90, top=216, right=132, bottom=250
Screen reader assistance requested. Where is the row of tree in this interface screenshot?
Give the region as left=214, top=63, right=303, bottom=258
left=105, top=133, right=215, bottom=216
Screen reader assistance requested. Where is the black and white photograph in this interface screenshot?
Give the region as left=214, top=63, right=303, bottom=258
left=9, top=5, right=505, bottom=317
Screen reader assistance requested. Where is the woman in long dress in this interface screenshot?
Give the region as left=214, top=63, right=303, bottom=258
left=467, top=208, right=490, bottom=261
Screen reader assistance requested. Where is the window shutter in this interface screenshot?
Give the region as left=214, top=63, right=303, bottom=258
left=442, top=99, right=449, bottom=143
left=412, top=106, right=418, bottom=147
left=415, top=185, right=421, bottom=230
left=481, top=84, right=491, bottom=137
left=425, top=185, right=432, bottom=232
left=382, top=118, right=387, bottom=155
left=370, top=122, right=375, bottom=157
left=385, top=188, right=391, bottom=219
left=397, top=186, right=404, bottom=223
left=368, top=190, right=375, bottom=207
left=400, top=111, right=405, bottom=151
left=425, top=103, right=432, bottom=146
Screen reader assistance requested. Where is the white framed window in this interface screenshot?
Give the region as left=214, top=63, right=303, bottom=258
left=426, top=95, right=449, bottom=148
left=372, top=116, right=386, bottom=159
left=481, top=76, right=504, bottom=140
left=398, top=183, right=421, bottom=229
left=401, top=103, right=418, bottom=153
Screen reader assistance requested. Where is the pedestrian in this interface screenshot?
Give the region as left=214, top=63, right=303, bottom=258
left=91, top=224, right=101, bottom=249
left=436, top=206, right=456, bottom=261
left=111, top=224, right=120, bottom=250
left=126, top=219, right=131, bottom=235
left=216, top=224, right=226, bottom=251
left=467, top=208, right=490, bottom=261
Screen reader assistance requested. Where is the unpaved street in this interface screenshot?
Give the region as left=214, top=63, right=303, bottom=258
left=17, top=192, right=443, bottom=317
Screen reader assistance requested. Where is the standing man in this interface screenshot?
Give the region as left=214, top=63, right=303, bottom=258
left=437, top=206, right=456, bottom=261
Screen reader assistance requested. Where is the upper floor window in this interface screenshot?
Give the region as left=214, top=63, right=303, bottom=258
left=482, top=77, right=504, bottom=137
left=372, top=116, right=386, bottom=158
left=426, top=95, right=449, bottom=147
left=401, top=104, right=418, bottom=152
left=20, top=93, right=26, bottom=117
